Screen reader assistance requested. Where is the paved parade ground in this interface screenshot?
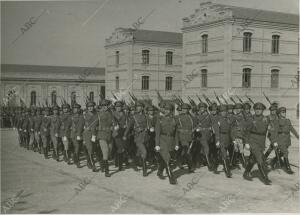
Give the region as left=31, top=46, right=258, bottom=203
left=1, top=129, right=299, bottom=214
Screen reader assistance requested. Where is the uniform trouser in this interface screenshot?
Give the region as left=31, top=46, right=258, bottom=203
left=277, top=143, right=289, bottom=158
left=22, top=132, right=29, bottom=146
left=127, top=135, right=136, bottom=159
left=84, top=138, right=94, bottom=156
left=220, top=143, right=231, bottom=160
left=50, top=134, right=59, bottom=152
left=250, top=144, right=264, bottom=165
left=71, top=137, right=81, bottom=155
left=29, top=132, right=35, bottom=148
left=158, top=135, right=174, bottom=164
left=41, top=135, right=50, bottom=148
left=136, top=141, right=147, bottom=160
left=98, top=139, right=112, bottom=160
left=114, top=137, right=125, bottom=154
left=179, top=144, right=193, bottom=165
left=17, top=130, right=22, bottom=145
left=233, top=141, right=244, bottom=153
left=34, top=132, right=42, bottom=148
left=62, top=137, right=71, bottom=151
left=146, top=136, right=155, bottom=161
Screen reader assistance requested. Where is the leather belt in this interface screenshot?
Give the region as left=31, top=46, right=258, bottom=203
left=250, top=131, right=265, bottom=136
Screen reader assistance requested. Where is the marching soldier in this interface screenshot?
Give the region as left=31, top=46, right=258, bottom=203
left=92, top=99, right=114, bottom=175
left=274, top=107, right=299, bottom=174
left=124, top=101, right=149, bottom=176
left=145, top=105, right=157, bottom=165
left=243, top=102, right=253, bottom=121
left=21, top=108, right=30, bottom=149
left=70, top=103, right=84, bottom=168
left=208, top=102, right=219, bottom=170
left=175, top=103, right=196, bottom=173
left=243, top=102, right=278, bottom=185
left=212, top=104, right=232, bottom=178
left=155, top=103, right=177, bottom=185
left=40, top=107, right=52, bottom=159
left=50, top=105, right=61, bottom=161
left=28, top=107, right=36, bottom=150
left=60, top=102, right=72, bottom=164
left=34, top=107, right=43, bottom=153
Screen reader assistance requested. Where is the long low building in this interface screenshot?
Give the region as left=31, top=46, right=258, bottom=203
left=0, top=64, right=106, bottom=107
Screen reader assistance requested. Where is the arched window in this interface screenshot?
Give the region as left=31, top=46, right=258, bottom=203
left=51, top=91, right=57, bottom=105
left=30, top=91, right=36, bottom=106
left=71, top=91, right=76, bottom=106
left=165, top=76, right=173, bottom=91
left=116, top=51, right=120, bottom=66
left=242, top=68, right=251, bottom=88
left=142, top=50, right=150, bottom=64
left=272, top=35, right=280, bottom=54
left=243, top=32, right=252, bottom=52
left=201, top=69, right=207, bottom=88
left=89, top=91, right=94, bottom=102
left=202, top=34, right=208, bottom=54
left=271, top=69, right=279, bottom=88
left=166, top=51, right=173, bottom=65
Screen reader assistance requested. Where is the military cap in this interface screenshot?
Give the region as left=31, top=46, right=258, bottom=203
left=243, top=102, right=251, bottom=110
left=198, top=102, right=208, bottom=108
left=44, top=106, right=51, bottom=111
left=129, top=104, right=136, bottom=111
left=253, top=102, right=266, bottom=110
left=176, top=104, right=182, bottom=111
left=181, top=103, right=191, bottom=110
left=164, top=103, right=174, bottom=111
left=209, top=102, right=218, bottom=111
left=72, top=103, right=81, bottom=109
left=136, top=101, right=144, bottom=107
left=62, top=103, right=71, bottom=109
left=227, top=104, right=234, bottom=110
left=234, top=103, right=243, bottom=109
left=114, top=100, right=123, bottom=107
left=269, top=104, right=278, bottom=111
left=219, top=104, right=228, bottom=112
left=158, top=101, right=165, bottom=108
left=52, top=105, right=60, bottom=111
left=146, top=105, right=155, bottom=111
left=101, top=99, right=111, bottom=106
left=86, top=101, right=96, bottom=107
left=277, top=107, right=286, bottom=113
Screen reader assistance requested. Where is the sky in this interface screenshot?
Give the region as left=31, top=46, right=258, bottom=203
left=1, top=0, right=299, bottom=68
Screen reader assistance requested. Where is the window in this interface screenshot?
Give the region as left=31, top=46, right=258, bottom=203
left=201, top=69, right=207, bottom=88
left=165, top=77, right=173, bottom=91
left=142, top=76, right=149, bottom=90
left=166, top=51, right=173, bottom=65
left=142, top=50, right=149, bottom=64
left=243, top=32, right=252, bottom=52
left=115, top=76, right=119, bottom=90
left=202, top=34, right=208, bottom=54
left=271, top=35, right=280, bottom=54
left=271, top=69, right=279, bottom=88
left=89, top=92, right=94, bottom=102
left=51, top=91, right=57, bottom=105
left=100, top=86, right=106, bottom=98
left=297, top=71, right=299, bottom=89
left=242, top=68, right=251, bottom=88
left=115, top=51, right=119, bottom=66
left=71, top=91, right=76, bottom=106
left=30, top=91, right=36, bottom=106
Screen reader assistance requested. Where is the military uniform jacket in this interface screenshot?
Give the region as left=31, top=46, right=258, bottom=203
left=16, top=116, right=24, bottom=131
left=28, top=116, right=35, bottom=132
left=60, top=113, right=72, bottom=138
left=146, top=114, right=157, bottom=136
left=50, top=114, right=61, bottom=137
left=155, top=114, right=177, bottom=150
left=82, top=111, right=97, bottom=142
left=275, top=118, right=299, bottom=147
left=95, top=110, right=114, bottom=141
left=231, top=113, right=247, bottom=141
left=34, top=115, right=43, bottom=133
left=195, top=111, right=212, bottom=139
left=245, top=115, right=277, bottom=150
left=213, top=115, right=232, bottom=147
left=22, top=116, right=30, bottom=132
left=175, top=113, right=196, bottom=146
left=40, top=116, right=51, bottom=137
left=70, top=114, right=84, bottom=139
left=112, top=111, right=127, bottom=138
left=125, top=112, right=148, bottom=144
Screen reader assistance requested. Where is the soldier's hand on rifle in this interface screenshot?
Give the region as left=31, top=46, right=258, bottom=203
left=155, top=146, right=160, bottom=151
left=114, top=124, right=119, bottom=130
left=273, top=142, right=278, bottom=147
left=122, top=136, right=127, bottom=141
left=150, top=127, right=154, bottom=132
left=91, top=135, right=96, bottom=142
left=175, top=145, right=179, bottom=151
left=245, top=143, right=250, bottom=150
left=216, top=141, right=220, bottom=148
left=76, top=136, right=81, bottom=141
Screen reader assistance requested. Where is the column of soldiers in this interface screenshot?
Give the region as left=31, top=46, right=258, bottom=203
left=11, top=93, right=299, bottom=186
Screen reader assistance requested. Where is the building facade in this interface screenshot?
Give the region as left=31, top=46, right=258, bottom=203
left=1, top=64, right=105, bottom=107
left=105, top=28, right=182, bottom=104
left=181, top=2, right=299, bottom=121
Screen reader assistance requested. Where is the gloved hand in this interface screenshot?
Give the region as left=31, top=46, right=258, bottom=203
left=216, top=141, right=220, bottom=148
left=114, top=125, right=119, bottom=130
left=122, top=136, right=127, bottom=141
left=150, top=127, right=154, bottom=132
left=24, top=130, right=27, bottom=132
left=196, top=128, right=200, bottom=132
left=273, top=142, right=278, bottom=147
left=155, top=146, right=160, bottom=151
left=91, top=135, right=96, bottom=142
left=63, top=136, right=67, bottom=141
left=76, top=136, right=81, bottom=141
left=245, top=143, right=250, bottom=150
left=55, top=133, right=58, bottom=137
left=175, top=145, right=179, bottom=151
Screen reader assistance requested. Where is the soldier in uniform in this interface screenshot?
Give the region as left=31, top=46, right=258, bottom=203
left=50, top=105, right=61, bottom=161
left=274, top=107, right=299, bottom=174
left=155, top=103, right=177, bottom=185
left=60, top=102, right=72, bottom=164
left=70, top=103, right=84, bottom=168
left=145, top=105, right=157, bottom=166
left=92, top=99, right=114, bottom=175
left=243, top=102, right=277, bottom=185
left=34, top=107, right=43, bottom=153
left=40, top=107, right=52, bottom=159
left=208, top=102, right=219, bottom=171
left=243, top=102, right=253, bottom=121
left=83, top=101, right=98, bottom=172
left=175, top=103, right=196, bottom=173
left=124, top=101, right=149, bottom=176
left=212, top=104, right=232, bottom=178
left=230, top=103, right=247, bottom=168
left=21, top=108, right=30, bottom=149
left=28, top=107, right=36, bottom=150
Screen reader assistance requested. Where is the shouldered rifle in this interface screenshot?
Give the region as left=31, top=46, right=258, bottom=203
left=245, top=95, right=255, bottom=105
left=236, top=95, right=243, bottom=103
left=262, top=92, right=272, bottom=105
left=220, top=94, right=229, bottom=105
left=196, top=94, right=204, bottom=103
left=214, top=91, right=222, bottom=105
left=230, top=97, right=237, bottom=104
left=202, top=94, right=212, bottom=106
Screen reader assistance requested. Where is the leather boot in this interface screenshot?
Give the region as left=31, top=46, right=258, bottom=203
left=104, top=160, right=110, bottom=177
left=56, top=149, right=60, bottom=162
left=275, top=149, right=281, bottom=168
left=230, top=152, right=239, bottom=169
left=142, top=158, right=147, bottom=177
left=258, top=163, right=272, bottom=185
left=224, top=159, right=232, bottom=178
left=206, top=154, right=213, bottom=172
left=133, top=156, right=139, bottom=171
left=114, top=153, right=119, bottom=168
left=270, top=156, right=277, bottom=170
left=66, top=150, right=72, bottom=165
left=73, top=153, right=80, bottom=168
left=85, top=151, right=92, bottom=169
left=243, top=154, right=255, bottom=181
left=240, top=153, right=247, bottom=168
left=100, top=160, right=105, bottom=173
left=63, top=150, right=67, bottom=162
left=52, top=150, right=57, bottom=160
left=187, top=156, right=195, bottom=173
left=90, top=155, right=97, bottom=172
left=157, top=162, right=165, bottom=180
left=263, top=145, right=273, bottom=161
left=118, top=153, right=123, bottom=171
left=43, top=147, right=48, bottom=159
left=284, top=157, right=294, bottom=174
left=166, top=164, right=177, bottom=185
